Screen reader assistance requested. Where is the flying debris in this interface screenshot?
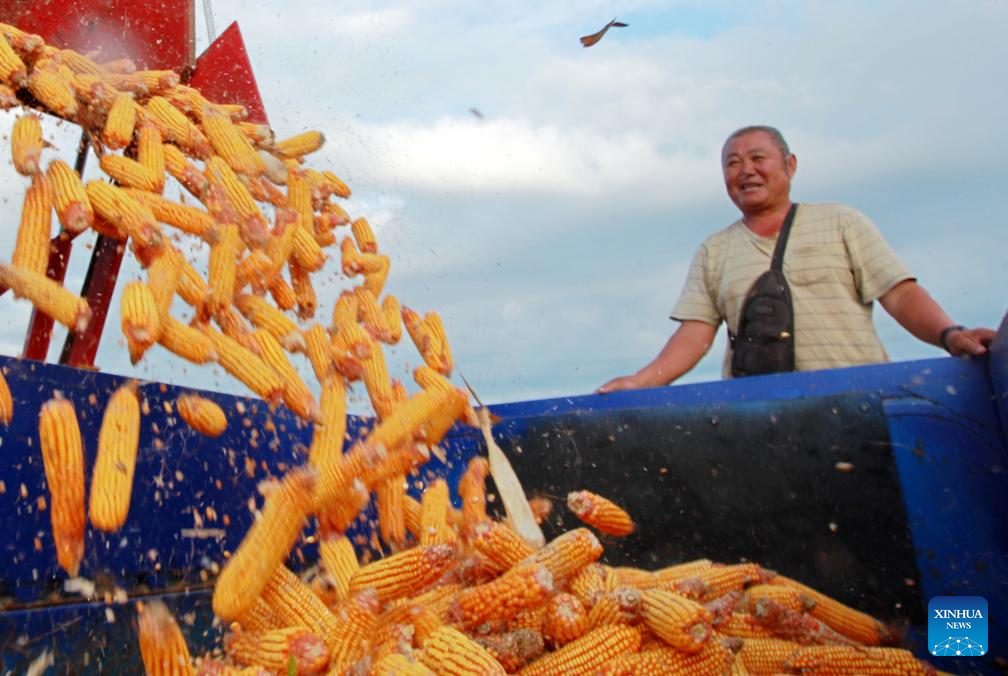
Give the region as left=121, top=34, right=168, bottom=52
left=579, top=17, right=628, bottom=48
left=468, top=107, right=485, bottom=120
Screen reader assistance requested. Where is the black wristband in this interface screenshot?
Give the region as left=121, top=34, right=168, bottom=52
left=939, top=325, right=966, bottom=352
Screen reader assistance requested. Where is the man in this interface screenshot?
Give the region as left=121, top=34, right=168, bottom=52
left=598, top=126, right=994, bottom=393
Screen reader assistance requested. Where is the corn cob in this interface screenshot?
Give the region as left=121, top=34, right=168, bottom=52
left=38, top=395, right=86, bottom=577
left=418, top=478, right=455, bottom=546
left=201, top=326, right=284, bottom=403
left=47, top=159, right=93, bottom=234
left=0, top=33, right=27, bottom=87
left=273, top=130, right=325, bottom=159
left=509, top=605, right=548, bottom=635
left=451, top=563, right=554, bottom=629
left=364, top=255, right=391, bottom=299
left=215, top=103, right=248, bottom=121
left=249, top=330, right=321, bottom=422
left=212, top=467, right=316, bottom=621
left=12, top=172, right=53, bottom=276
left=205, top=156, right=270, bottom=247
left=224, top=626, right=329, bottom=675
left=0, top=83, right=17, bottom=109
left=318, top=534, right=358, bottom=603
left=769, top=574, right=889, bottom=646
left=157, top=316, right=217, bottom=364
left=743, top=583, right=810, bottom=615
left=127, top=189, right=219, bottom=243
left=0, top=24, right=43, bottom=60
left=519, top=624, right=642, bottom=676
left=145, top=95, right=212, bottom=158
left=161, top=85, right=212, bottom=120
left=374, top=652, right=437, bottom=676
left=206, top=223, right=240, bottom=315
left=567, top=489, right=635, bottom=537
left=543, top=593, right=589, bottom=647
left=308, top=377, right=347, bottom=465
left=470, top=519, right=537, bottom=570
left=696, top=563, right=770, bottom=601
left=27, top=66, right=78, bottom=117
left=303, top=323, right=334, bottom=385
left=257, top=565, right=341, bottom=647
left=12, top=114, right=43, bottom=175
left=403, top=306, right=453, bottom=375
left=289, top=261, right=317, bottom=319
left=89, top=383, right=141, bottom=531
left=347, top=543, right=455, bottom=603
left=146, top=250, right=179, bottom=321
left=654, top=559, right=715, bottom=584
left=99, top=153, right=162, bottom=192
left=202, top=107, right=265, bottom=176
left=585, top=587, right=645, bottom=630
left=600, top=639, right=738, bottom=676
left=375, top=475, right=407, bottom=547
left=349, top=216, right=377, bottom=253
left=236, top=249, right=274, bottom=292
left=102, top=70, right=179, bottom=96
left=136, top=122, right=166, bottom=192
left=234, top=293, right=304, bottom=352
left=418, top=626, right=507, bottom=676
left=735, top=638, right=802, bottom=674
left=0, top=369, right=11, bottom=424
left=0, top=263, right=91, bottom=332
left=320, top=170, right=351, bottom=199
left=473, top=629, right=546, bottom=673
left=326, top=590, right=381, bottom=672
left=176, top=394, right=227, bottom=437
left=290, top=220, right=325, bottom=272
left=569, top=563, right=607, bottom=609
left=160, top=246, right=209, bottom=308
left=718, top=612, right=777, bottom=640
left=135, top=600, right=195, bottom=676
left=751, top=597, right=858, bottom=646
left=784, top=645, right=936, bottom=675
left=525, top=528, right=604, bottom=582
left=456, top=456, right=490, bottom=532
left=640, top=589, right=712, bottom=654
left=162, top=143, right=209, bottom=199
left=84, top=180, right=165, bottom=262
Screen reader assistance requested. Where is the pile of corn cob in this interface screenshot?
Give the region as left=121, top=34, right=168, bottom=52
left=0, top=23, right=940, bottom=675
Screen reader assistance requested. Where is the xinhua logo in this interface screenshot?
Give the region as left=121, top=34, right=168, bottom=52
left=928, top=596, right=988, bottom=657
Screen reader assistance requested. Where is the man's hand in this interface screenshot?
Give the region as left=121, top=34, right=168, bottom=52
left=943, top=327, right=996, bottom=357
left=596, top=374, right=645, bottom=394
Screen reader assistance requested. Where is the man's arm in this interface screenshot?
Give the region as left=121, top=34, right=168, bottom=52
left=878, top=280, right=994, bottom=356
left=596, top=320, right=718, bottom=393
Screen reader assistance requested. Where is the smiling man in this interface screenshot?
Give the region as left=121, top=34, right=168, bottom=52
left=598, top=125, right=994, bottom=392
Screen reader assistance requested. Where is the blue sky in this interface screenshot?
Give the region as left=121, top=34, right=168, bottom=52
left=0, top=1, right=1004, bottom=411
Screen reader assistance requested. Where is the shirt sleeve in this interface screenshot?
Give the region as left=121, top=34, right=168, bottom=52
left=670, top=243, right=722, bottom=327
left=843, top=210, right=915, bottom=303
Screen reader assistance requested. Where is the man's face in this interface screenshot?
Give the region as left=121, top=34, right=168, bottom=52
left=722, top=131, right=796, bottom=215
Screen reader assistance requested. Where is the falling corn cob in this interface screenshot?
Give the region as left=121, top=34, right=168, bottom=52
left=102, top=92, right=137, bottom=149
left=202, top=107, right=265, bottom=176
left=249, top=330, right=321, bottom=422
left=451, top=563, right=554, bottom=629
left=12, top=172, right=53, bottom=277
left=162, top=143, right=209, bottom=199
left=157, top=316, right=217, bottom=364
left=47, top=159, right=93, bottom=234
left=0, top=369, right=11, bottom=424
left=176, top=394, right=227, bottom=437
left=376, top=475, right=407, bottom=547
left=205, top=156, right=270, bottom=247
left=145, top=95, right=212, bottom=158
left=127, top=190, right=219, bottom=243
left=308, top=376, right=347, bottom=466
left=89, top=383, right=141, bottom=531
left=135, top=600, right=195, bottom=676
left=224, top=626, right=329, bottom=675
left=0, top=32, right=27, bottom=87
left=234, top=293, right=305, bottom=352
left=206, top=223, right=240, bottom=316
left=136, top=122, right=166, bottom=192
left=99, top=153, right=163, bottom=192
left=272, top=130, right=325, bottom=159
left=212, top=467, right=316, bottom=621
left=27, top=67, right=78, bottom=118
left=347, top=543, right=455, bottom=602
left=318, top=534, right=359, bottom=603
left=418, top=626, right=507, bottom=676
left=38, top=395, right=86, bottom=576
left=84, top=180, right=164, bottom=262
left=256, top=565, right=341, bottom=650
left=0, top=263, right=91, bottom=332
left=567, top=489, right=635, bottom=537
left=524, top=528, right=604, bottom=582
left=202, top=325, right=285, bottom=403
left=325, top=589, right=381, bottom=672
left=12, top=114, right=43, bottom=175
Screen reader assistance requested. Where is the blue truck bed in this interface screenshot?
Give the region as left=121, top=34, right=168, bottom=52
left=1, top=312, right=1005, bottom=673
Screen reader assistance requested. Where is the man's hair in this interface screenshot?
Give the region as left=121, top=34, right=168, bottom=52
left=722, top=125, right=791, bottom=164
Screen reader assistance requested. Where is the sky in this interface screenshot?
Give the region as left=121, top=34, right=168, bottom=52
left=0, top=0, right=1005, bottom=411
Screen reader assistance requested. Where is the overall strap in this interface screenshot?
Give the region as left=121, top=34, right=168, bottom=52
left=769, top=203, right=799, bottom=272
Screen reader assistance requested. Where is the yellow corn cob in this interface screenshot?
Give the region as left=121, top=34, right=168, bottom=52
left=376, top=475, right=407, bottom=547
left=744, top=584, right=810, bottom=615
left=120, top=281, right=160, bottom=364
left=315, top=201, right=350, bottom=234
left=364, top=255, right=391, bottom=299
left=101, top=93, right=137, bottom=149
left=331, top=289, right=358, bottom=330
left=520, top=624, right=642, bottom=676
left=289, top=261, right=317, bottom=320
left=696, top=563, right=769, bottom=601
left=423, top=310, right=453, bottom=375
left=54, top=48, right=103, bottom=75
left=236, top=249, right=275, bottom=292
left=273, top=130, right=325, bottom=159
left=250, top=330, right=321, bottom=422
left=470, top=519, right=537, bottom=570
left=47, top=159, right=93, bottom=234
left=27, top=66, right=78, bottom=117
left=234, top=293, right=304, bottom=352
left=569, top=563, right=607, bottom=609
left=0, top=83, right=17, bottom=109
left=768, top=575, right=888, bottom=646
left=257, top=565, right=341, bottom=648
left=161, top=85, right=211, bottom=120
left=303, top=323, right=334, bottom=385
left=99, top=154, right=162, bottom=192
left=158, top=246, right=207, bottom=309
left=355, top=286, right=394, bottom=343
left=38, top=395, right=86, bottom=576
left=610, top=566, right=658, bottom=591
left=347, top=543, right=455, bottom=603
left=101, top=69, right=179, bottom=96
left=718, top=612, right=777, bottom=639
left=224, top=626, right=328, bottom=674
left=0, top=33, right=27, bottom=87
left=136, top=122, right=166, bottom=193
left=654, top=559, right=715, bottom=584
left=240, top=123, right=275, bottom=149
left=374, top=652, right=437, bottom=676
left=509, top=605, right=547, bottom=634
left=84, top=180, right=164, bottom=262
left=326, top=590, right=381, bottom=671
left=600, top=640, right=737, bottom=676
left=201, top=326, right=284, bottom=403
left=349, top=217, right=377, bottom=253
left=418, top=626, right=506, bottom=676
left=0, top=369, right=12, bottom=424
left=567, top=490, right=635, bottom=537
left=12, top=172, right=53, bottom=277
left=202, top=108, right=265, bottom=176
left=0, top=23, right=43, bottom=58
left=205, top=156, right=270, bottom=247
left=457, top=457, right=490, bottom=532
left=0, top=263, right=91, bottom=332
left=162, top=142, right=209, bottom=199
left=215, top=103, right=248, bottom=121
left=320, top=170, right=351, bottom=199
left=543, top=593, right=589, bottom=647
left=472, top=629, right=546, bottom=673
left=135, top=600, right=195, bottom=676
left=361, top=341, right=396, bottom=420
left=12, top=114, right=43, bottom=175
left=145, top=95, right=212, bottom=158
left=784, top=645, right=935, bottom=675
left=146, top=251, right=179, bottom=319
left=317, top=476, right=370, bottom=535
left=380, top=296, right=403, bottom=344
left=157, top=316, right=217, bottom=364
left=418, top=478, right=455, bottom=546
left=308, top=377, right=347, bottom=466
left=127, top=189, right=219, bottom=243
left=206, top=223, right=240, bottom=315
left=403, top=306, right=453, bottom=375
left=640, top=589, right=713, bottom=654
left=290, top=221, right=325, bottom=272
left=452, top=563, right=554, bottom=629
left=736, top=638, right=802, bottom=674
left=318, top=534, right=358, bottom=603
left=526, top=528, right=604, bottom=582
left=212, top=467, right=316, bottom=621
left=89, top=383, right=140, bottom=532
left=175, top=394, right=227, bottom=437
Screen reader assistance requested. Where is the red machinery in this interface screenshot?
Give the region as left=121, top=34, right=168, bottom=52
left=0, top=0, right=267, bottom=367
